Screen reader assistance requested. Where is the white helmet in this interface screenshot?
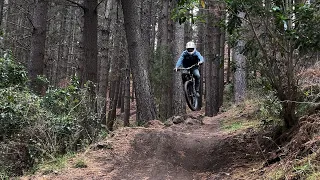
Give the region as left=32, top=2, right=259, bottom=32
left=186, top=41, right=196, bottom=55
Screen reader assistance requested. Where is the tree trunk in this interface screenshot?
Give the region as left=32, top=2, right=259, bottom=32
left=117, top=79, right=123, bottom=109
left=205, top=0, right=220, bottom=116
left=120, top=81, right=125, bottom=113
left=123, top=43, right=131, bottom=127
left=107, top=79, right=121, bottom=131
left=158, top=0, right=168, bottom=48
left=141, top=0, right=152, bottom=54
left=82, top=0, right=98, bottom=97
left=28, top=0, right=48, bottom=94
left=0, top=0, right=4, bottom=28
left=197, top=8, right=205, bottom=109
left=123, top=66, right=130, bottom=126
left=66, top=7, right=78, bottom=77
left=121, top=0, right=157, bottom=124
left=158, top=0, right=173, bottom=120
left=226, top=45, right=231, bottom=83
left=184, top=21, right=192, bottom=43
left=98, top=0, right=114, bottom=125
left=56, top=6, right=68, bottom=86
left=233, top=39, right=246, bottom=103
left=233, top=12, right=247, bottom=104
left=150, top=1, right=160, bottom=61
left=282, top=101, right=297, bottom=128
left=131, top=82, right=135, bottom=102
left=172, top=22, right=186, bottom=115
left=219, top=29, right=226, bottom=107
left=107, top=6, right=122, bottom=130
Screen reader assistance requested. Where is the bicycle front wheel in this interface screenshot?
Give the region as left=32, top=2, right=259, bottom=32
left=183, top=80, right=199, bottom=111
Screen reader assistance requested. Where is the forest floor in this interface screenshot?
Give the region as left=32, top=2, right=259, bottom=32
left=21, top=101, right=320, bottom=180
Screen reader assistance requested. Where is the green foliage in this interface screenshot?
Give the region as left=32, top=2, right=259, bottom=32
left=226, top=0, right=320, bottom=54
left=226, top=0, right=320, bottom=127
left=0, top=57, right=102, bottom=176
left=297, top=84, right=320, bottom=116
left=33, top=152, right=75, bottom=175
left=0, top=53, right=28, bottom=88
left=306, top=172, right=320, bottom=180
left=171, top=0, right=204, bottom=24
left=36, top=75, right=49, bottom=87
left=223, top=83, right=234, bottom=105
left=225, top=0, right=244, bottom=35
left=151, top=46, right=173, bottom=91
left=42, top=77, right=81, bottom=115
left=223, top=121, right=243, bottom=131
left=0, top=168, right=9, bottom=180
left=40, top=77, right=100, bottom=153
left=290, top=3, right=320, bottom=54
left=267, top=168, right=285, bottom=180
left=294, top=163, right=313, bottom=177
left=150, top=46, right=173, bottom=119
left=0, top=87, right=42, bottom=139
left=259, top=92, right=282, bottom=120
left=74, top=159, right=87, bottom=168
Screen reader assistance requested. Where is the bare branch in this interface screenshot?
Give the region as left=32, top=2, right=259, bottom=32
left=17, top=34, right=33, bottom=41
left=261, top=19, right=288, bottom=53
left=279, top=100, right=320, bottom=105
left=242, top=5, right=269, bottom=62
left=95, top=0, right=106, bottom=11
left=8, top=19, right=34, bottom=31
left=8, top=37, right=31, bottom=50
left=65, top=0, right=85, bottom=9
left=26, top=15, right=36, bottom=30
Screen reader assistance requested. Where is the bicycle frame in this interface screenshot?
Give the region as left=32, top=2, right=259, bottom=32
left=176, top=64, right=199, bottom=111
left=177, top=64, right=198, bottom=83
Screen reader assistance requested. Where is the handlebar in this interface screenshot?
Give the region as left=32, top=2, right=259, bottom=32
left=175, top=63, right=200, bottom=71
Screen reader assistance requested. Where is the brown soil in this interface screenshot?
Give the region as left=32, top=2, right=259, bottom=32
left=21, top=109, right=311, bottom=180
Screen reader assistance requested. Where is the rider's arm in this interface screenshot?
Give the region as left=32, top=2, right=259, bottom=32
left=195, top=51, right=204, bottom=64
left=175, top=51, right=186, bottom=68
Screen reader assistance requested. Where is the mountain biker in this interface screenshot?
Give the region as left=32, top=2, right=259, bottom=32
left=174, top=41, right=204, bottom=97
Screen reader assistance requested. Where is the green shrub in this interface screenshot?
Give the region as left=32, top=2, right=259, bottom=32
left=259, top=91, right=282, bottom=119
left=150, top=46, right=173, bottom=120
left=0, top=58, right=101, bottom=176
left=74, top=159, right=87, bottom=168
left=0, top=84, right=101, bottom=176
left=42, top=77, right=81, bottom=115
left=0, top=87, right=42, bottom=139
left=0, top=54, right=28, bottom=88
left=297, top=84, right=320, bottom=116
left=41, top=77, right=100, bottom=152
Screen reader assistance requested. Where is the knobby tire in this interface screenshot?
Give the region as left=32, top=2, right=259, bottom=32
left=183, top=80, right=199, bottom=111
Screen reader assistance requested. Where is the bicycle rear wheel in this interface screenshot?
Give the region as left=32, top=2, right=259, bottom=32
left=183, top=80, right=199, bottom=111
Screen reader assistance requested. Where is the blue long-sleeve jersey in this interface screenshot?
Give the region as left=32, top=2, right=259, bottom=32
left=175, top=50, right=204, bottom=68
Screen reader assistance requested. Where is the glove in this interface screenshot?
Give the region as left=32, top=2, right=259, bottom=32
left=198, top=62, right=203, bottom=66
left=174, top=68, right=178, bottom=72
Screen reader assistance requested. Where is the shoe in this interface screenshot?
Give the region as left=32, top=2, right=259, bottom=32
left=196, top=92, right=200, bottom=97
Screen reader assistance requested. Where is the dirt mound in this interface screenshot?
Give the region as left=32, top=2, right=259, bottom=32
left=21, top=111, right=281, bottom=180
left=99, top=124, right=269, bottom=179
left=144, top=120, right=165, bottom=128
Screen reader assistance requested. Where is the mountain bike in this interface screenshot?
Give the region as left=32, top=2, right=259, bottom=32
left=176, top=64, right=199, bottom=111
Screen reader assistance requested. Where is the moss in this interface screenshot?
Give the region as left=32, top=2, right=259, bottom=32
left=74, top=159, right=88, bottom=168
left=267, top=169, right=285, bottom=180
left=306, top=172, right=320, bottom=180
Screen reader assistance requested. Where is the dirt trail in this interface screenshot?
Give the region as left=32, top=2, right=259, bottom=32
left=23, top=111, right=270, bottom=180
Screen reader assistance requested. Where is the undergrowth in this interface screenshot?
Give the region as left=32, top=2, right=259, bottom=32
left=32, top=152, right=76, bottom=175
left=220, top=89, right=283, bottom=134
left=222, top=85, right=320, bottom=179
left=0, top=53, right=104, bottom=177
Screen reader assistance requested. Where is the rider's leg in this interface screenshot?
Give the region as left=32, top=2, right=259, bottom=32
left=192, top=68, right=201, bottom=97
